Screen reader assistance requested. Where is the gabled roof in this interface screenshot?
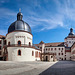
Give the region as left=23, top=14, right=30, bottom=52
left=39, top=41, right=44, bottom=44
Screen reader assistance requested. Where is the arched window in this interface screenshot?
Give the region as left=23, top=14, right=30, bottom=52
left=59, top=53, right=60, bottom=55
left=18, top=50, right=21, bottom=56
left=8, top=42, right=10, bottom=46
left=51, top=56, right=53, bottom=58
left=62, top=48, right=63, bottom=50
left=46, top=48, right=47, bottom=51
left=59, top=48, right=60, bottom=50
left=29, top=42, right=31, bottom=46
left=0, top=52, right=1, bottom=55
left=18, top=41, right=21, bottom=45
left=62, top=53, right=63, bottom=55
left=0, top=46, right=1, bottom=50
left=55, top=48, right=56, bottom=50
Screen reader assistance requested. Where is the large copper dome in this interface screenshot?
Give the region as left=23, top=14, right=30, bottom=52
left=8, top=12, right=31, bottom=34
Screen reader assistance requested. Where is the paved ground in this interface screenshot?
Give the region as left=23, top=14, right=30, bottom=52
left=0, top=61, right=75, bottom=75
left=0, top=61, right=57, bottom=75
left=40, top=61, right=75, bottom=75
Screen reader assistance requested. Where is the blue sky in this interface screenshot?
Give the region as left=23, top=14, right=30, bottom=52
left=0, top=0, right=75, bottom=44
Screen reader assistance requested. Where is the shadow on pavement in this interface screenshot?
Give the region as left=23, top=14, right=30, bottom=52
left=39, top=61, right=75, bottom=75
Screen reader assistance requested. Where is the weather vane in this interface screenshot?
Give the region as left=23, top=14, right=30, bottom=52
left=19, top=8, right=21, bottom=12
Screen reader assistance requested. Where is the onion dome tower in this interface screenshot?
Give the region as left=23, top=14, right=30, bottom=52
left=68, top=28, right=74, bottom=36
left=65, top=27, right=75, bottom=47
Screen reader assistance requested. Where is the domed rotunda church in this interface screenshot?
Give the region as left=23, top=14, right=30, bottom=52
left=3, top=11, right=41, bottom=61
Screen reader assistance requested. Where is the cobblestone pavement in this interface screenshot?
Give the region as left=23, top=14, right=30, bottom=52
left=0, top=61, right=75, bottom=75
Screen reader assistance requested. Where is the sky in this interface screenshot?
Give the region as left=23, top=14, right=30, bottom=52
left=0, top=0, right=75, bottom=44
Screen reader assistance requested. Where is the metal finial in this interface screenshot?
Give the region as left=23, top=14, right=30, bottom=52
left=19, top=8, right=21, bottom=12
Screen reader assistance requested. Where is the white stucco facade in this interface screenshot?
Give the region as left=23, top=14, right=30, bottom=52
left=44, top=47, right=65, bottom=60
left=6, top=31, right=33, bottom=46
left=65, top=52, right=71, bottom=60
left=65, top=38, right=75, bottom=47
left=7, top=47, right=40, bottom=61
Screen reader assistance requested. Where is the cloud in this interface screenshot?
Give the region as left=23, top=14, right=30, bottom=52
left=1, top=0, right=75, bottom=33
left=0, top=8, right=16, bottom=17
left=27, top=0, right=75, bottom=31
left=27, top=14, right=64, bottom=32
left=0, top=0, right=9, bottom=3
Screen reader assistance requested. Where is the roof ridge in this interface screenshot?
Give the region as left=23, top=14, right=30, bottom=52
left=45, top=42, right=64, bottom=44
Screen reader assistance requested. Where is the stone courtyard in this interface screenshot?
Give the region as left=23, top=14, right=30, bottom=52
left=0, top=61, right=75, bottom=75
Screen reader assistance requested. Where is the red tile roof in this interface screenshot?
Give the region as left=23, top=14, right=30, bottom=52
left=35, top=42, right=64, bottom=47
left=0, top=35, right=5, bottom=39
left=45, top=42, right=64, bottom=47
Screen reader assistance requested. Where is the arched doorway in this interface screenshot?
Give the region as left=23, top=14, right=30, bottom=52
left=65, top=58, right=66, bottom=60
left=46, top=56, right=48, bottom=61
left=62, top=58, right=63, bottom=60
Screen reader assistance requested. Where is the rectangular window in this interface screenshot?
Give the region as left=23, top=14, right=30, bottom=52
left=0, top=40, right=2, bottom=44
left=39, top=52, right=40, bottom=57
left=35, top=52, right=37, bottom=57
left=37, top=52, right=38, bottom=57
left=32, top=51, right=34, bottom=56
left=51, top=48, right=53, bottom=51
left=48, top=48, right=50, bottom=51
left=35, top=51, right=38, bottom=57
left=0, top=52, right=1, bottom=55
left=0, top=46, right=1, bottom=50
